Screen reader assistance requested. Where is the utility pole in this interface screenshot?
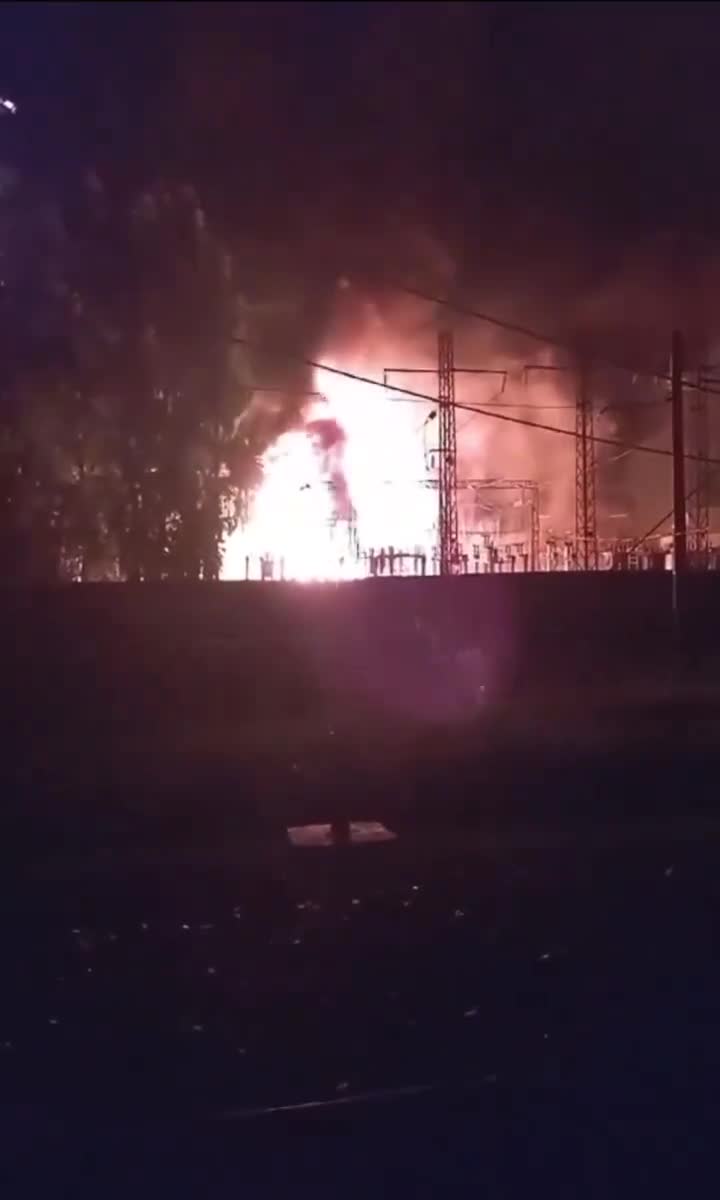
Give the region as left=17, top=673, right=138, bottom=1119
left=575, top=360, right=598, bottom=570
left=671, top=331, right=686, bottom=582
left=437, top=331, right=460, bottom=575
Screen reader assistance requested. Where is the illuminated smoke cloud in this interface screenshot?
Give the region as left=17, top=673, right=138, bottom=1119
left=221, top=283, right=581, bottom=580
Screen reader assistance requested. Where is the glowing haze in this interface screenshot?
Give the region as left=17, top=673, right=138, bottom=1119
left=220, top=291, right=580, bottom=581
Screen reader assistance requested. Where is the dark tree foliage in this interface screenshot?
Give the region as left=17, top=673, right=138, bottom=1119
left=0, top=167, right=253, bottom=581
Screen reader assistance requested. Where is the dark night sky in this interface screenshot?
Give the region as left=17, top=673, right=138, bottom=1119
left=3, top=1, right=720, bottom=354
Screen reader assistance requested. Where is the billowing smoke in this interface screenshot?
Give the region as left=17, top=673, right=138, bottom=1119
left=226, top=219, right=720, bottom=580
left=317, top=282, right=579, bottom=537
left=305, top=417, right=352, bottom=523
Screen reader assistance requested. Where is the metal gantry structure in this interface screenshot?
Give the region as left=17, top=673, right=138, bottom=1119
left=671, top=332, right=687, bottom=580
left=524, top=360, right=598, bottom=570
left=461, top=479, right=540, bottom=571
left=694, top=367, right=714, bottom=561
left=575, top=361, right=598, bottom=570
left=383, top=334, right=506, bottom=577
left=414, top=476, right=540, bottom=570
left=437, top=331, right=460, bottom=575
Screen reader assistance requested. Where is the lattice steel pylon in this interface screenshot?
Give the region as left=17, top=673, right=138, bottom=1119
left=575, top=362, right=598, bottom=570
left=437, top=331, right=460, bottom=575
left=693, top=371, right=710, bottom=561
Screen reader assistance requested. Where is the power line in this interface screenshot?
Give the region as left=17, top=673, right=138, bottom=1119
left=385, top=280, right=720, bottom=397
left=233, top=336, right=720, bottom=468
left=389, top=282, right=571, bottom=355
left=626, top=486, right=701, bottom=555
left=462, top=402, right=577, bottom=410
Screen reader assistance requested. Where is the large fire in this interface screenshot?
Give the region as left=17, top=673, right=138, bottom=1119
left=221, top=362, right=438, bottom=581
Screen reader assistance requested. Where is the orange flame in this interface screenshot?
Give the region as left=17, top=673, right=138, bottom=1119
left=222, top=359, right=437, bottom=580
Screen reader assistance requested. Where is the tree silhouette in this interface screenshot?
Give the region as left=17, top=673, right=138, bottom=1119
left=0, top=167, right=254, bottom=581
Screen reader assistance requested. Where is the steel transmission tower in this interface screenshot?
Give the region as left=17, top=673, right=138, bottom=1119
left=671, top=331, right=687, bottom=581
left=437, top=331, right=460, bottom=574
left=575, top=362, right=598, bottom=570
left=693, top=369, right=712, bottom=561
left=384, top=349, right=507, bottom=576
left=523, top=359, right=597, bottom=570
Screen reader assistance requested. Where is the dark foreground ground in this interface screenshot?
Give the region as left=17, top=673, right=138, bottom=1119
left=3, top=578, right=720, bottom=1194
left=2, top=830, right=720, bottom=1196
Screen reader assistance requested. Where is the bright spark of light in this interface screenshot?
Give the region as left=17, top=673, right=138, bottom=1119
left=0, top=98, right=16, bottom=114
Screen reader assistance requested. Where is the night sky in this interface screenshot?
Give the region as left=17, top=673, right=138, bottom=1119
left=3, top=1, right=720, bottom=358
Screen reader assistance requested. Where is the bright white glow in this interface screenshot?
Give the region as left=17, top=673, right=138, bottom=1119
left=0, top=98, right=16, bottom=114
left=222, top=358, right=437, bottom=581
